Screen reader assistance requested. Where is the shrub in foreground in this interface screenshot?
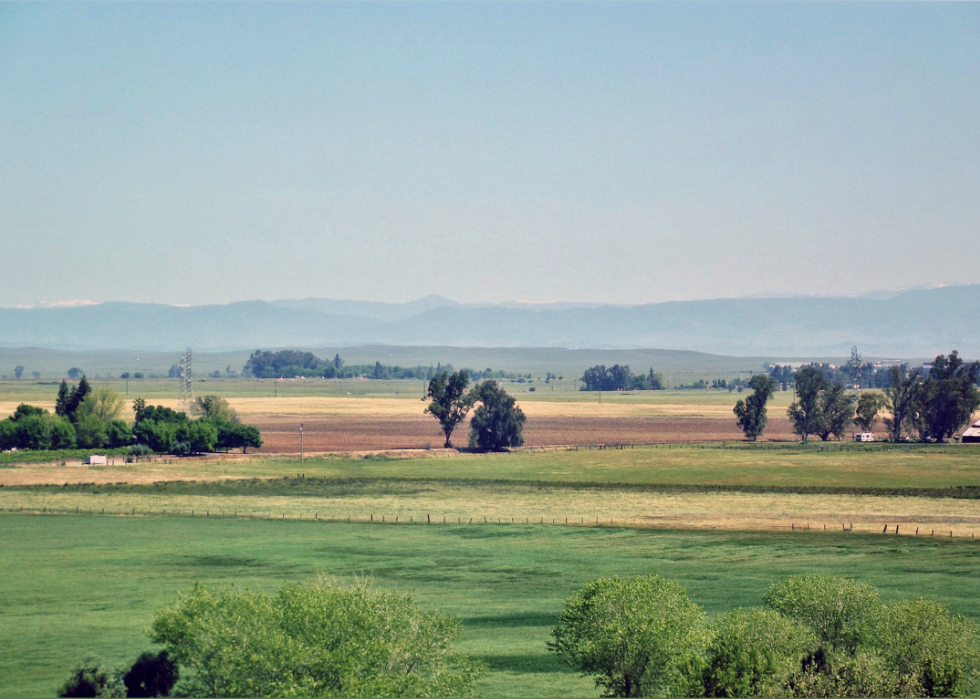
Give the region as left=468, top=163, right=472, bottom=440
left=549, top=575, right=705, bottom=697
left=58, top=656, right=125, bottom=697
left=700, top=608, right=815, bottom=697
left=551, top=574, right=979, bottom=698
left=150, top=578, right=483, bottom=697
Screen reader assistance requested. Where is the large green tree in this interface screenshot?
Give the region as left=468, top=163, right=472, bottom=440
left=787, top=366, right=829, bottom=443
left=883, top=366, right=923, bottom=442
left=425, top=370, right=475, bottom=448
left=815, top=383, right=858, bottom=441
left=854, top=392, right=885, bottom=432
left=549, top=575, right=705, bottom=697
left=733, top=374, right=778, bottom=441
left=151, top=579, right=482, bottom=697
left=918, top=351, right=980, bottom=442
left=468, top=381, right=526, bottom=451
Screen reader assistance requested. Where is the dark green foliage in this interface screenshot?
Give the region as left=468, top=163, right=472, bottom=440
left=64, top=376, right=92, bottom=422
left=787, top=367, right=829, bottom=443
left=13, top=403, right=46, bottom=421
left=425, top=370, right=474, bottom=448
left=177, top=420, right=218, bottom=454
left=58, top=656, right=125, bottom=697
left=75, top=413, right=108, bottom=449
left=122, top=651, right=178, bottom=698
left=56, top=380, right=71, bottom=416
left=919, top=352, right=980, bottom=442
left=550, top=575, right=705, bottom=697
left=5, top=409, right=76, bottom=450
left=580, top=365, right=664, bottom=391
left=854, top=393, right=885, bottom=432
left=213, top=420, right=263, bottom=453
left=49, top=417, right=77, bottom=449
left=133, top=404, right=186, bottom=425
left=126, top=401, right=254, bottom=455
left=0, top=418, right=15, bottom=450
left=105, top=420, right=132, bottom=449
left=468, top=381, right=526, bottom=451
left=700, top=609, right=815, bottom=697
left=884, top=366, right=923, bottom=442
left=132, top=419, right=180, bottom=454
left=131, top=417, right=217, bottom=455
left=733, top=375, right=778, bottom=441
left=243, top=349, right=322, bottom=377
left=243, top=349, right=449, bottom=380
left=815, top=384, right=857, bottom=442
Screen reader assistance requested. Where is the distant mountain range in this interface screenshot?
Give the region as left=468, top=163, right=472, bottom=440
left=0, top=286, right=977, bottom=357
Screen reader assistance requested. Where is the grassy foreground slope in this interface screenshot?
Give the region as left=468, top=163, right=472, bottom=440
left=2, top=515, right=979, bottom=698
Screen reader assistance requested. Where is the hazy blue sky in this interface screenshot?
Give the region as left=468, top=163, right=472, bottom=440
left=1, top=2, right=978, bottom=307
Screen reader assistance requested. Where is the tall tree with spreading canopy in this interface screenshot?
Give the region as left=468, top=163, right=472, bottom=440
left=424, top=370, right=474, bottom=448
left=468, top=381, right=526, bottom=451
left=787, top=366, right=828, bottom=443
left=854, top=392, right=885, bottom=432
left=918, top=351, right=980, bottom=442
left=733, top=374, right=778, bottom=441
left=815, top=383, right=858, bottom=441
left=883, top=366, right=923, bottom=442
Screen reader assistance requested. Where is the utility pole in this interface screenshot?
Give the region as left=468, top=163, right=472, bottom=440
left=300, top=423, right=304, bottom=463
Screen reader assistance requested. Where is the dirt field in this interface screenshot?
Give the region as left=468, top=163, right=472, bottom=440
left=249, top=414, right=799, bottom=453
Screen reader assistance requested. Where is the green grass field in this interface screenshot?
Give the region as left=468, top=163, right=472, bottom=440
left=2, top=514, right=978, bottom=698
left=12, top=442, right=971, bottom=490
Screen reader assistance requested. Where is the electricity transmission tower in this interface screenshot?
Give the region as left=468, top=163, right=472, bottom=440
left=179, top=348, right=193, bottom=412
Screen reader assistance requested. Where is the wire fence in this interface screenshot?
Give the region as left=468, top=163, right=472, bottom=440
left=1, top=505, right=976, bottom=540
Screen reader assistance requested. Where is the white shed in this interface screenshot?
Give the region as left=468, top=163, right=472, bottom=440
left=961, top=420, right=980, bottom=444
left=84, top=455, right=107, bottom=465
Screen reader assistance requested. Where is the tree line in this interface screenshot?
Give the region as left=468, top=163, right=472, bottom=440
left=0, top=378, right=262, bottom=456
left=767, top=347, right=907, bottom=390
left=580, top=364, right=665, bottom=391
left=734, top=351, right=980, bottom=442
left=550, top=573, right=979, bottom=698
left=58, top=573, right=978, bottom=698
left=241, top=349, right=526, bottom=382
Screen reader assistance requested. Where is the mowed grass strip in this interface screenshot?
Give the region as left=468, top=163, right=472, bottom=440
left=1, top=515, right=979, bottom=699
left=4, top=443, right=980, bottom=490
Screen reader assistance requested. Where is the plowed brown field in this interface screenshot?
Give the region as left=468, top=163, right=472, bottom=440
left=251, top=415, right=799, bottom=453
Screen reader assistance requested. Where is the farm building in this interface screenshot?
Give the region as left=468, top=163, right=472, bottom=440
left=83, top=455, right=107, bottom=465
left=962, top=421, right=980, bottom=444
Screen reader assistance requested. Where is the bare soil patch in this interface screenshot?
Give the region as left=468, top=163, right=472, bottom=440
left=249, top=415, right=799, bottom=453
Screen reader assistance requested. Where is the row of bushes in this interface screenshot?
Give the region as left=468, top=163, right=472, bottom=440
left=550, top=574, right=979, bottom=697
left=60, top=574, right=978, bottom=698
left=0, top=404, right=261, bottom=456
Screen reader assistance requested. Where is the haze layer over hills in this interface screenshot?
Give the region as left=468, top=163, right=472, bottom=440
left=0, top=286, right=976, bottom=357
